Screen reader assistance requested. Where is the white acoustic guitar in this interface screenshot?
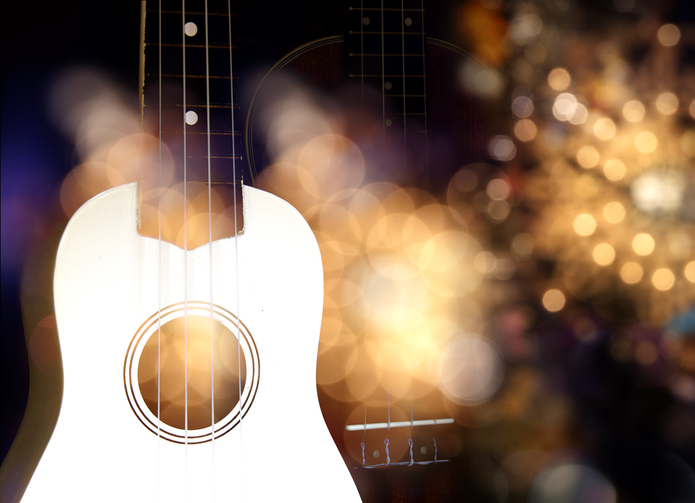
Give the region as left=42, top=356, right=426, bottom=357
left=19, top=1, right=361, bottom=501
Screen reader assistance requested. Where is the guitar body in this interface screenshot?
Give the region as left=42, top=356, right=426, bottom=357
left=21, top=182, right=360, bottom=502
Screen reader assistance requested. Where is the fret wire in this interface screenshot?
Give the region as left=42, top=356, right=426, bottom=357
left=149, top=9, right=235, bottom=17
left=349, top=53, right=426, bottom=57
left=349, top=30, right=424, bottom=35
left=350, top=73, right=426, bottom=77
left=185, top=181, right=243, bottom=185
left=149, top=43, right=235, bottom=49
left=150, top=74, right=237, bottom=79
left=170, top=131, right=239, bottom=136
left=349, top=7, right=424, bottom=11
left=159, top=103, right=237, bottom=109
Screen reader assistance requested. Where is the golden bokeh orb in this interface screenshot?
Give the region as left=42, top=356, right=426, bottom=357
left=620, top=262, right=644, bottom=284
left=573, top=213, right=597, bottom=236
left=593, top=243, right=616, bottom=266
left=603, top=158, right=626, bottom=181
left=542, top=289, right=566, bottom=312
left=652, top=268, right=675, bottom=291
left=657, top=24, right=681, bottom=47
left=632, top=233, right=655, bottom=256
left=548, top=67, right=571, bottom=91
left=634, top=131, right=658, bottom=153
left=603, top=201, right=626, bottom=224
left=577, top=146, right=600, bottom=168
left=622, top=100, right=645, bottom=122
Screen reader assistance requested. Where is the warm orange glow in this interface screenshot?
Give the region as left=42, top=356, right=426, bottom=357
left=655, top=92, right=678, bottom=115
left=576, top=146, right=600, bottom=168
left=657, top=23, right=681, bottom=46
left=548, top=67, right=571, bottom=91
left=634, top=131, right=658, bottom=153
left=622, top=100, right=645, bottom=122
left=592, top=243, right=615, bottom=266
left=631, top=233, right=655, bottom=256
left=603, top=159, right=626, bottom=181
left=514, top=119, right=537, bottom=142
left=685, top=261, right=695, bottom=283
left=593, top=118, right=616, bottom=141
left=620, top=262, right=643, bottom=284
left=603, top=202, right=626, bottom=224
left=137, top=316, right=245, bottom=430
left=542, top=289, right=566, bottom=312
left=652, top=268, right=675, bottom=291
left=573, top=214, right=596, bottom=236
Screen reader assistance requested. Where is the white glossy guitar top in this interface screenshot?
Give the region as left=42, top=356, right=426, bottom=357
left=22, top=182, right=360, bottom=502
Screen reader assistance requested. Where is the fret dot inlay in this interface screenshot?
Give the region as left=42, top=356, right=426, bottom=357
left=185, top=110, right=199, bottom=125
left=362, top=17, right=370, bottom=26
left=184, top=21, right=198, bottom=37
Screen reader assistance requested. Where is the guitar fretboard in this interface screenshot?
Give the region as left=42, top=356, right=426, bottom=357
left=140, top=0, right=244, bottom=248
left=344, top=0, right=430, bottom=188
left=143, top=0, right=243, bottom=184
left=346, top=0, right=427, bottom=116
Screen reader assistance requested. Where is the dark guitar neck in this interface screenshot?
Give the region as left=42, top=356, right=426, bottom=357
left=140, top=0, right=244, bottom=247
left=343, top=0, right=430, bottom=188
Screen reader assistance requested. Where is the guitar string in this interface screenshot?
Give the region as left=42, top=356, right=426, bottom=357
left=203, top=0, right=216, bottom=490
left=360, top=0, right=368, bottom=470
left=401, top=0, right=407, bottom=171
left=360, top=0, right=364, bottom=133
left=157, top=2, right=163, bottom=501
left=380, top=0, right=386, bottom=145
left=382, top=0, right=394, bottom=467
left=385, top=383, right=391, bottom=465
left=181, top=1, right=190, bottom=499
left=420, top=0, right=428, bottom=186
left=409, top=400, right=414, bottom=466
left=226, top=1, right=245, bottom=500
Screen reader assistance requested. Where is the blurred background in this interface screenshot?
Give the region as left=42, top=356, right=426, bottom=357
left=2, top=1, right=694, bottom=502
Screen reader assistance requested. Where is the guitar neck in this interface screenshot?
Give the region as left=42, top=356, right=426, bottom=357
left=344, top=0, right=430, bottom=188
left=140, top=0, right=244, bottom=247
left=143, top=0, right=244, bottom=183
left=345, top=0, right=427, bottom=114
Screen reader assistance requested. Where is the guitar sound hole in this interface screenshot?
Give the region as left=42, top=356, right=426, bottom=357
left=137, top=315, right=247, bottom=431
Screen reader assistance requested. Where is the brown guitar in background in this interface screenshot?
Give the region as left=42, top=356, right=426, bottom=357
left=245, top=1, right=510, bottom=501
